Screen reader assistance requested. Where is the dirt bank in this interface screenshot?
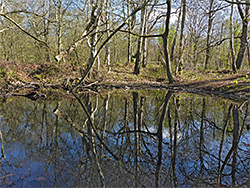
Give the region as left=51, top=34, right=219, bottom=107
left=1, top=61, right=250, bottom=102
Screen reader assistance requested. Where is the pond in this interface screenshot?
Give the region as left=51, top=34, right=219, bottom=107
left=0, top=90, right=250, bottom=187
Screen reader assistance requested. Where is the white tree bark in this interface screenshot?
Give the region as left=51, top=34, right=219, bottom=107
left=105, top=0, right=111, bottom=72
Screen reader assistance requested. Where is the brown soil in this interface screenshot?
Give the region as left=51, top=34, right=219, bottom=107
left=0, top=61, right=250, bottom=102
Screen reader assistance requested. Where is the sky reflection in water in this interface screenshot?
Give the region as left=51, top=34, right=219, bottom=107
left=0, top=90, right=250, bottom=187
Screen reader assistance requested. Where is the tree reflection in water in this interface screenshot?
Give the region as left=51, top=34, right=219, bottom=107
left=0, top=90, right=250, bottom=187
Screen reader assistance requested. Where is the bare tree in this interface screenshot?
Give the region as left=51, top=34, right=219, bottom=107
left=204, top=0, right=215, bottom=70
left=134, top=0, right=147, bottom=75
left=72, top=1, right=151, bottom=90
left=175, top=0, right=186, bottom=74
left=162, top=0, right=174, bottom=84
left=105, top=0, right=111, bottom=72
left=235, top=0, right=249, bottom=69
left=230, top=1, right=236, bottom=72
left=170, top=1, right=181, bottom=62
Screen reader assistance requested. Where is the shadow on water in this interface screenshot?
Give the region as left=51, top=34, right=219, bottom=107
left=0, top=90, right=250, bottom=187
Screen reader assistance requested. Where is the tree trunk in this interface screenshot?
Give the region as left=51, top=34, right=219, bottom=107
left=176, top=0, right=186, bottom=74
left=134, top=1, right=147, bottom=75
left=127, top=0, right=131, bottom=64
left=162, top=0, right=174, bottom=84
left=216, top=23, right=224, bottom=70
left=56, top=0, right=63, bottom=55
left=105, top=0, right=111, bottom=72
left=43, top=0, right=51, bottom=62
left=86, top=0, right=105, bottom=77
left=193, top=37, right=198, bottom=69
left=230, top=1, right=236, bottom=72
left=204, top=0, right=214, bottom=70
left=170, top=2, right=181, bottom=62
left=247, top=42, right=250, bottom=66
left=235, top=0, right=249, bottom=70
left=142, top=7, right=148, bottom=68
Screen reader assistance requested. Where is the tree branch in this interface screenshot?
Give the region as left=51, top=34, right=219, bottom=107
left=71, top=0, right=151, bottom=91
left=118, top=29, right=163, bottom=38
left=0, top=13, right=49, bottom=48
left=223, top=0, right=250, bottom=5
left=198, top=36, right=241, bottom=54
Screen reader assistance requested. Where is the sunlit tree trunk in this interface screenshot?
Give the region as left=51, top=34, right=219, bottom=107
left=193, top=37, right=199, bottom=69
left=170, top=2, right=181, bottom=62
left=235, top=0, right=249, bottom=69
left=230, top=1, right=236, bottom=72
left=216, top=23, right=224, bottom=70
left=54, top=0, right=63, bottom=55
left=87, top=0, right=106, bottom=76
left=105, top=0, right=111, bottom=72
left=126, top=0, right=132, bottom=64
left=247, top=42, right=250, bottom=66
left=142, top=7, right=148, bottom=68
left=162, top=0, right=174, bottom=83
left=134, top=0, right=147, bottom=75
left=176, top=0, right=186, bottom=74
left=204, top=0, right=214, bottom=70
left=43, top=0, right=51, bottom=62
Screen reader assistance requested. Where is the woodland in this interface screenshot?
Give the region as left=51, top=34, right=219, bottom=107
left=0, top=0, right=250, bottom=99
left=1, top=1, right=250, bottom=187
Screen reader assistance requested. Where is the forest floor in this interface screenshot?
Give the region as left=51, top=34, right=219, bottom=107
left=0, top=61, right=250, bottom=102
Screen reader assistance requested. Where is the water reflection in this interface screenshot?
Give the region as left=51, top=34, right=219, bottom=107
left=0, top=90, right=250, bottom=187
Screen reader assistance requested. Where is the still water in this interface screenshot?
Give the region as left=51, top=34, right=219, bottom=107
left=0, top=90, right=249, bottom=187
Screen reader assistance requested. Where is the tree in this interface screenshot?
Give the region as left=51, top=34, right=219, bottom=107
left=175, top=0, right=186, bottom=74
left=72, top=1, right=151, bottom=90
left=170, top=1, right=182, bottom=62
left=235, top=0, right=249, bottom=69
left=162, top=0, right=174, bottom=84
left=204, top=0, right=215, bottom=70
left=105, top=0, right=111, bottom=72
left=230, top=1, right=236, bottom=72
left=134, top=0, right=147, bottom=75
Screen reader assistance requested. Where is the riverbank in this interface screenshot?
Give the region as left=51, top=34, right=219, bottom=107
left=1, top=61, right=250, bottom=102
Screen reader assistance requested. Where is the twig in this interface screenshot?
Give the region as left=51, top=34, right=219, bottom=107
left=81, top=81, right=99, bottom=88
left=0, top=173, right=14, bottom=179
